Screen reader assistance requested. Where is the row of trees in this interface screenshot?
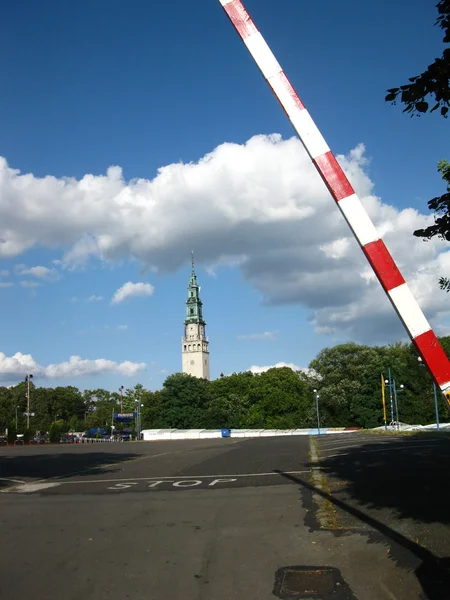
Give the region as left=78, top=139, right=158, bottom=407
left=1, top=337, right=449, bottom=436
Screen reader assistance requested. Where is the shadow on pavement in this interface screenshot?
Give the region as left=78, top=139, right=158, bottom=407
left=0, top=451, right=139, bottom=486
left=317, top=433, right=450, bottom=525
left=276, top=469, right=450, bottom=600
left=275, top=433, right=450, bottom=600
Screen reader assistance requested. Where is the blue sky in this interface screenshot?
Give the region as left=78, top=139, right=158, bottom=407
left=0, top=0, right=448, bottom=391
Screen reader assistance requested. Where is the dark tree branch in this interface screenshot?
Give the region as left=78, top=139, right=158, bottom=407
left=385, top=0, right=450, bottom=118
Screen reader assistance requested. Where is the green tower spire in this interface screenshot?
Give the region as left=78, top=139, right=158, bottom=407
left=185, top=251, right=205, bottom=325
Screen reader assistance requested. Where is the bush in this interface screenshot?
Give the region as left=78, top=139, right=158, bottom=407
left=7, top=426, right=17, bottom=444
left=23, top=429, right=34, bottom=443
left=49, top=422, right=61, bottom=443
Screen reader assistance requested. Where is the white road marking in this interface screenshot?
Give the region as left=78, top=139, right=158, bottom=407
left=209, top=478, right=237, bottom=486
left=2, top=482, right=61, bottom=493
left=173, top=480, right=203, bottom=488
left=148, top=480, right=174, bottom=488
left=323, top=443, right=441, bottom=459
left=107, top=482, right=139, bottom=490
left=318, top=437, right=396, bottom=447
left=59, top=470, right=309, bottom=486
left=317, top=435, right=428, bottom=446
left=319, top=440, right=440, bottom=453
left=0, top=477, right=26, bottom=484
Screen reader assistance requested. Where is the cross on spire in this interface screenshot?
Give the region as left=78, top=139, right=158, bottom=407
left=191, top=250, right=195, bottom=273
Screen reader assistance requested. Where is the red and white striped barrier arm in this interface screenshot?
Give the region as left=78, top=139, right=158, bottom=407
left=218, top=0, right=450, bottom=404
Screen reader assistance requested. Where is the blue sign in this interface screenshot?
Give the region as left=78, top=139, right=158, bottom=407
left=113, top=412, right=137, bottom=422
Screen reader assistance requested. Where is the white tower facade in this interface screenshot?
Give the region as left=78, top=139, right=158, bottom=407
left=181, top=254, right=210, bottom=380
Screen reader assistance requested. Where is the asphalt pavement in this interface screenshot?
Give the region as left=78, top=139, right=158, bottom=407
left=1, top=433, right=449, bottom=599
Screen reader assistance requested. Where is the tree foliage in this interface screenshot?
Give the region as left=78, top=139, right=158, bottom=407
left=413, top=161, right=450, bottom=293
left=0, top=338, right=449, bottom=436
left=385, top=0, right=450, bottom=117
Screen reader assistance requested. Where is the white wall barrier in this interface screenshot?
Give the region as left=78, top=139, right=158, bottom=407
left=141, top=428, right=361, bottom=441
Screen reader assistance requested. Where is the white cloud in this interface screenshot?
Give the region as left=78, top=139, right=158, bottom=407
left=111, top=281, right=154, bottom=305
left=0, top=269, right=9, bottom=277
left=238, top=330, right=278, bottom=341
left=0, top=352, right=146, bottom=379
left=15, top=264, right=59, bottom=281
left=0, top=135, right=449, bottom=342
left=117, top=324, right=128, bottom=331
left=20, top=281, right=41, bottom=288
left=249, top=362, right=304, bottom=374
left=0, top=282, right=13, bottom=288
left=248, top=362, right=318, bottom=379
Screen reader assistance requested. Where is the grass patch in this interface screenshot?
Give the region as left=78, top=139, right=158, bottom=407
left=309, top=437, right=341, bottom=530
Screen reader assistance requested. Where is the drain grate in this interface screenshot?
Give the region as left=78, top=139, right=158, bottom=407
left=273, top=566, right=356, bottom=599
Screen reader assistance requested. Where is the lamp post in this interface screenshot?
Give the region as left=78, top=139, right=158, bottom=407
left=25, top=374, right=33, bottom=430
left=392, top=380, right=404, bottom=430
left=384, top=367, right=395, bottom=428
left=418, top=357, right=440, bottom=431
left=135, top=401, right=144, bottom=440
left=119, top=385, right=124, bottom=412
left=313, top=389, right=321, bottom=435
left=15, top=405, right=18, bottom=430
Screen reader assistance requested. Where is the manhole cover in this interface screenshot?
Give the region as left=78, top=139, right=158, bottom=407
left=273, top=566, right=356, bottom=599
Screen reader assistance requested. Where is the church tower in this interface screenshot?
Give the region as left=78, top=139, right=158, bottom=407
left=181, top=253, right=210, bottom=380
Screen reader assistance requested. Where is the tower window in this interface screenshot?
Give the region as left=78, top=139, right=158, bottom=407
left=190, top=308, right=194, bottom=315
left=198, top=344, right=201, bottom=350
left=184, top=345, right=186, bottom=351
left=190, top=292, right=193, bottom=297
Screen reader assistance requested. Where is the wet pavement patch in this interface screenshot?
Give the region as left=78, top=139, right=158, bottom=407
left=273, top=566, right=356, bottom=599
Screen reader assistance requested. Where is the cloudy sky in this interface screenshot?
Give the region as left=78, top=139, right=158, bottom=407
left=0, top=0, right=447, bottom=390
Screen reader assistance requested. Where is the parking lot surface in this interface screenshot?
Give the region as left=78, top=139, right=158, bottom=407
left=1, top=433, right=449, bottom=599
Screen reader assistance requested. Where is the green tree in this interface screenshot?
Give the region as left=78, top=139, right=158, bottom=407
left=203, top=392, right=250, bottom=429
left=159, top=373, right=211, bottom=428
left=68, top=415, right=84, bottom=432
left=250, top=367, right=312, bottom=429
left=141, top=389, right=162, bottom=429
left=49, top=422, right=61, bottom=443
left=413, top=160, right=450, bottom=290
left=385, top=0, right=449, bottom=117
left=123, top=384, right=144, bottom=414
left=309, top=343, right=391, bottom=428
left=82, top=388, right=118, bottom=430
left=7, top=425, right=17, bottom=444
left=0, top=386, right=16, bottom=433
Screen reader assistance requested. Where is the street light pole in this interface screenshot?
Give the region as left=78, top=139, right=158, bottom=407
left=392, top=380, right=404, bottom=430
left=15, top=406, right=18, bottom=430
left=25, top=374, right=33, bottom=430
left=135, top=400, right=144, bottom=440
left=433, top=381, right=440, bottom=432
left=388, top=367, right=394, bottom=428
left=119, top=385, right=124, bottom=412
left=313, top=389, right=321, bottom=435
left=418, top=357, right=440, bottom=431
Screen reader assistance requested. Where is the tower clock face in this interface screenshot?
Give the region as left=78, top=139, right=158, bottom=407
left=190, top=360, right=195, bottom=366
